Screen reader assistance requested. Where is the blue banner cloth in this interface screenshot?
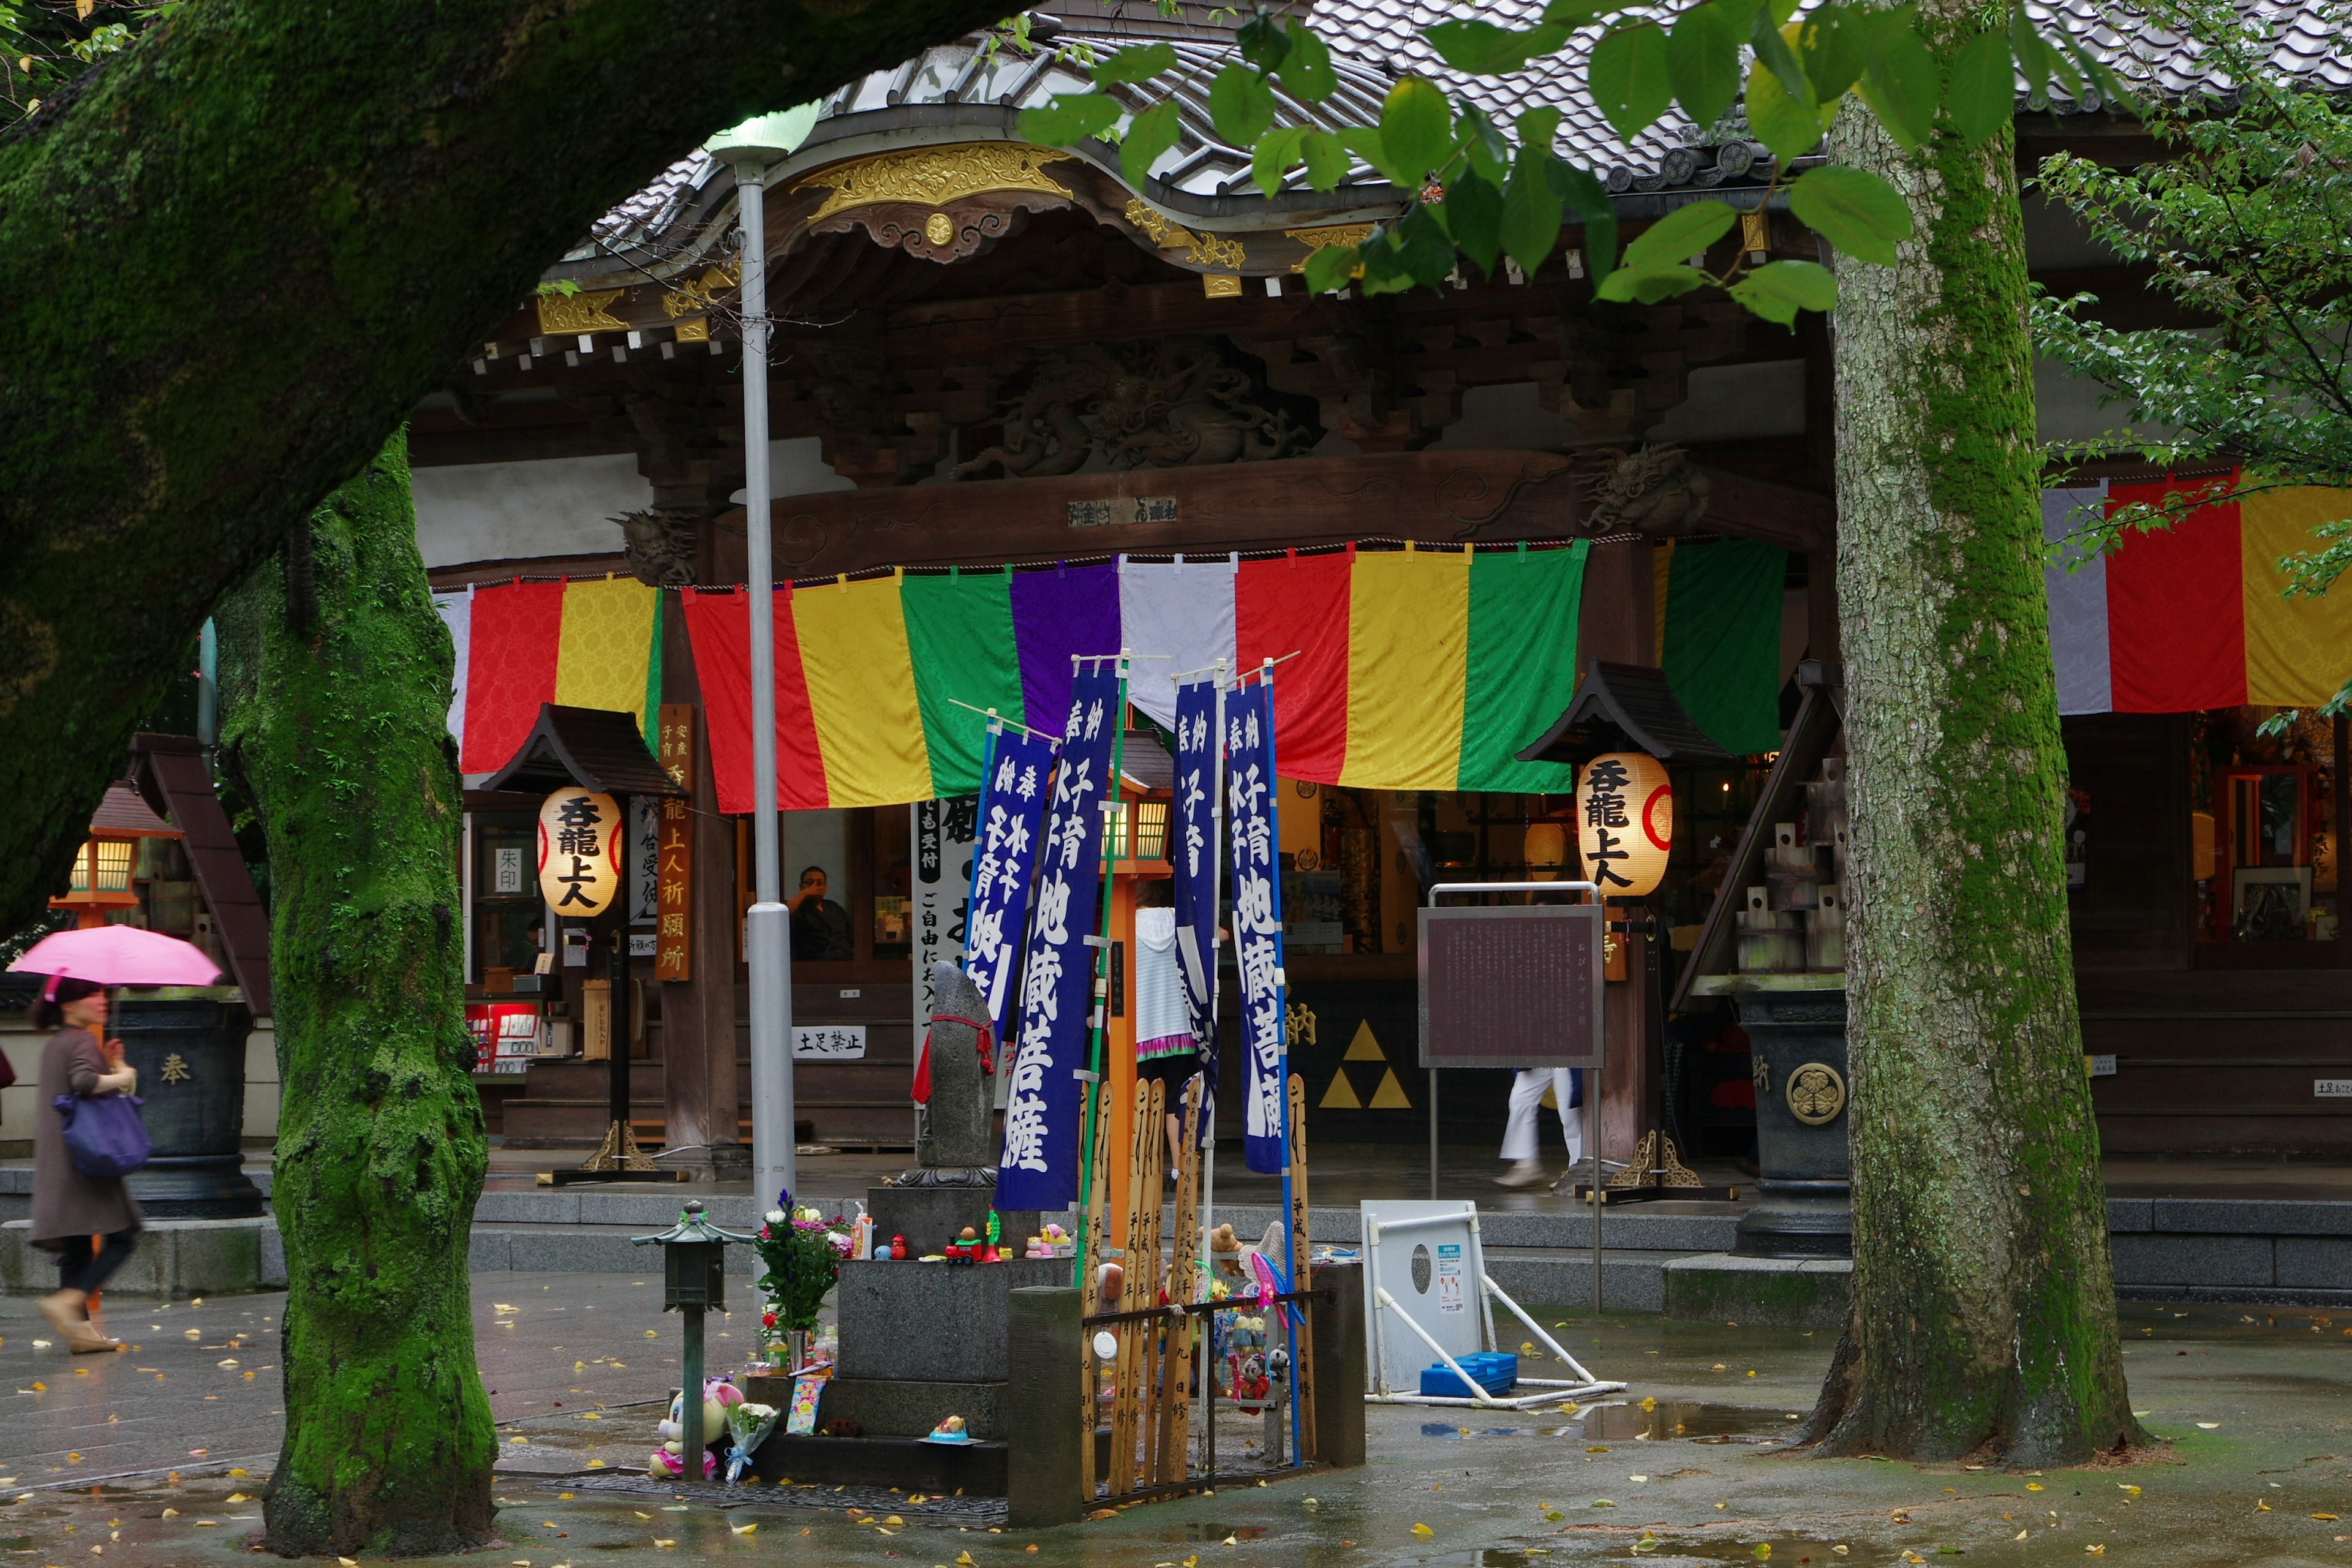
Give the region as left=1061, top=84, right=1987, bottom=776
left=962, top=726, right=1059, bottom=1031
left=1173, top=679, right=1224, bottom=1139
left=996, top=667, right=1123, bottom=1211
left=1225, top=682, right=1289, bottom=1175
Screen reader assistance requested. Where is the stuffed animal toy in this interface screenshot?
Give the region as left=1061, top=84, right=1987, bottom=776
left=650, top=1377, right=742, bottom=1477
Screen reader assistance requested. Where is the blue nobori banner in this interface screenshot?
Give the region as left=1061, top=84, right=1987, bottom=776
left=1173, top=679, right=1224, bottom=1140
left=995, top=667, right=1123, bottom=1212
left=1224, top=680, right=1289, bottom=1175
left=961, top=726, right=1058, bottom=1033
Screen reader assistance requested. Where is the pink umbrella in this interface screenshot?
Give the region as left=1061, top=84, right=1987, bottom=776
left=9, top=925, right=222, bottom=990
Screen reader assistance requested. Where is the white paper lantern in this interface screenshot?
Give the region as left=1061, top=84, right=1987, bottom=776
left=538, top=788, right=623, bottom=917
left=1575, top=751, right=1673, bottom=897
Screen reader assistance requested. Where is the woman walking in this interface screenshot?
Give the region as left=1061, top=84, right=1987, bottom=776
left=29, top=976, right=141, bottom=1352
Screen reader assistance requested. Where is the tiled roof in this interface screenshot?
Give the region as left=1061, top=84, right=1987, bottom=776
left=572, top=0, right=2350, bottom=259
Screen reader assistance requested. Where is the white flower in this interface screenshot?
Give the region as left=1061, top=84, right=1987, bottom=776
left=764, top=1209, right=786, bottom=1226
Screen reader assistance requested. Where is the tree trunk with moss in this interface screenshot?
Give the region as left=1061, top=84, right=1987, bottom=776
left=0, top=0, right=1009, bottom=944
left=1800, top=5, right=2143, bottom=1467
left=216, top=432, right=496, bottom=1557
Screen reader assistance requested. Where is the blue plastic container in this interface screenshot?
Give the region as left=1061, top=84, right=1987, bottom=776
left=1419, top=1351, right=1519, bottom=1398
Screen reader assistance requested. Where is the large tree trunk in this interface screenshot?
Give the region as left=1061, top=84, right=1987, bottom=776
left=216, top=433, right=498, bottom=1557
left=0, top=0, right=1006, bottom=939
left=1800, top=10, right=2145, bottom=1467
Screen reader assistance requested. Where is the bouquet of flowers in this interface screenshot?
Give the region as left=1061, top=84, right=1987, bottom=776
left=752, top=1189, right=852, bottom=1344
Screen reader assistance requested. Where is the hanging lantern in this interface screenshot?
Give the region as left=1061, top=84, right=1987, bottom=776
left=1575, top=752, right=1673, bottom=897
left=1523, top=820, right=1571, bottom=881
left=538, top=788, right=623, bottom=917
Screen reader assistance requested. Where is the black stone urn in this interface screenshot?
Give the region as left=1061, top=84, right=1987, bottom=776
left=113, top=996, right=265, bottom=1219
left=1732, top=990, right=1850, bottom=1259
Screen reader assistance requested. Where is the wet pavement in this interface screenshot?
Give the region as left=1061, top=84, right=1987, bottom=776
left=6, top=1300, right=2352, bottom=1564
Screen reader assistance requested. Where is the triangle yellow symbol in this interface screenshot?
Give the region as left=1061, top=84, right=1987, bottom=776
left=1343, top=1021, right=1387, bottom=1062
left=1368, top=1068, right=1414, bottom=1109
left=1319, top=1069, right=1363, bottom=1110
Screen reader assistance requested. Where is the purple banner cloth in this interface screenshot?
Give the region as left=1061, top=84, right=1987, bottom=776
left=1174, top=679, right=1223, bottom=1140
left=1226, top=681, right=1290, bottom=1175
left=996, top=666, right=1123, bottom=1212
left=1010, top=564, right=1121, bottom=750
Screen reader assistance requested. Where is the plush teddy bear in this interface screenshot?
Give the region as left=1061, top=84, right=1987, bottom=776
left=649, top=1378, right=742, bottom=1477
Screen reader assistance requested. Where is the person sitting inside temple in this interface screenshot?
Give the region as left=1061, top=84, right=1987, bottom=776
left=788, top=865, right=854, bottom=961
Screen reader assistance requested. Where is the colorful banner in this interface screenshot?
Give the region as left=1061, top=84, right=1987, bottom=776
left=451, top=576, right=663, bottom=775
left=996, top=669, right=1122, bottom=1212
left=676, top=541, right=1784, bottom=813
left=962, top=727, right=1058, bottom=1032
left=2046, top=477, right=2352, bottom=714
left=1173, top=679, right=1224, bottom=1133
left=1226, top=680, right=1289, bottom=1176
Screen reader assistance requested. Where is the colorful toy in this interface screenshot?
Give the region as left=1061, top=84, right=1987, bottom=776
left=890, top=1233, right=909, bottom=1261
left=650, top=1376, right=742, bottom=1478
left=947, top=1225, right=981, bottom=1264
left=922, top=1414, right=972, bottom=1445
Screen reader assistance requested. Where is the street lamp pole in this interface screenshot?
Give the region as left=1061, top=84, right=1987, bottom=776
left=707, top=107, right=820, bottom=1210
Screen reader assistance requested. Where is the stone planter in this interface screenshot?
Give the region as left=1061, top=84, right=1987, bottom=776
left=113, top=996, right=264, bottom=1219
left=1731, top=989, right=1850, bottom=1259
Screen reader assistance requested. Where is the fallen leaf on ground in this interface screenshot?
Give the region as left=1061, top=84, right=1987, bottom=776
left=1411, top=1525, right=1433, bottom=1537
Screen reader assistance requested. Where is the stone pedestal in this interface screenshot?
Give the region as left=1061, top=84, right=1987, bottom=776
left=865, top=1183, right=1039, bottom=1260
left=1731, top=990, right=1852, bottom=1259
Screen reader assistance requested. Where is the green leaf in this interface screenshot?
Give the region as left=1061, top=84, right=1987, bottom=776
left=1280, top=20, right=1338, bottom=103
left=1542, top=0, right=1602, bottom=23
left=1517, top=105, right=1564, bottom=153
left=1621, top=199, right=1738, bottom=273
left=1856, top=15, right=1939, bottom=151
left=1667, top=4, right=1746, bottom=132
left=1745, top=59, right=1831, bottom=161
left=1299, top=128, right=1352, bottom=189
left=1394, top=203, right=1458, bottom=287
left=1943, top=28, right=2013, bottom=146
left=1443, top=165, right=1504, bottom=277
left=1302, top=243, right=1360, bottom=294
left=1121, top=100, right=1184, bottom=187
left=1251, top=125, right=1308, bottom=198
left=2009, top=4, right=2051, bottom=102
left=1459, top=106, right=1512, bottom=184
left=1748, top=8, right=1812, bottom=102
left=1356, top=228, right=1417, bottom=296
left=1208, top=62, right=1278, bottom=146
left=1549, top=160, right=1619, bottom=282
left=1381, top=75, right=1455, bottom=181
left=1726, top=259, right=1838, bottom=324
left=1596, top=263, right=1711, bottom=303
left=1426, top=18, right=1570, bottom=74
left=1786, top=165, right=1912, bottom=265
left=1590, top=23, right=1672, bottom=142
left=1017, top=92, right=1123, bottom=148
left=1341, top=125, right=1401, bottom=184
left=1238, top=10, right=1291, bottom=72
left=1096, top=41, right=1178, bottom=86
left=1796, top=3, right=1875, bottom=102
left=1500, top=145, right=1567, bottom=277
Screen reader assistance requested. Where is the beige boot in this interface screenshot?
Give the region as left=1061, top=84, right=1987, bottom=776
left=37, top=1289, right=86, bottom=1340
left=1492, top=1158, right=1550, bottom=1189
left=67, top=1319, right=122, bottom=1354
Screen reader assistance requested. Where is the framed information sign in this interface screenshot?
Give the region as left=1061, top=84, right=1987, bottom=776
left=1416, top=902, right=1605, bottom=1070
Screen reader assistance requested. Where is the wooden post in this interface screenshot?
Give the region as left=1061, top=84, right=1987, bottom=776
left=1110, top=1077, right=1156, bottom=1496
left=1078, top=1078, right=1115, bottom=1505
left=1161, top=1079, right=1203, bottom=1483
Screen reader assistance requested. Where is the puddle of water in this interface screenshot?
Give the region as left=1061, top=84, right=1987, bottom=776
left=1413, top=1401, right=1773, bottom=1444
left=1169, top=1523, right=1271, bottom=1541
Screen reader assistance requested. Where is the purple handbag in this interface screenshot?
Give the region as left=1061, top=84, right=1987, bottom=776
left=51, top=1092, right=151, bottom=1180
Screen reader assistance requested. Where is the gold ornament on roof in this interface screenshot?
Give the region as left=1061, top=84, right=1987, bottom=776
left=1284, top=222, right=1376, bottom=271
left=661, top=261, right=740, bottom=320
left=535, top=288, right=628, bottom=336
left=794, top=144, right=1077, bottom=219
left=1124, top=197, right=1247, bottom=271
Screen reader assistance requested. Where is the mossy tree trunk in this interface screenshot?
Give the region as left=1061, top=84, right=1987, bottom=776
left=0, top=0, right=1009, bottom=943
left=1799, top=1, right=2144, bottom=1467
left=216, top=432, right=497, bottom=1557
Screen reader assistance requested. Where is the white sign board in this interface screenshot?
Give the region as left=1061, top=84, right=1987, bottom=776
left=910, top=797, right=983, bottom=1096
left=794, top=1025, right=869, bottom=1060
left=1361, top=1200, right=1488, bottom=1396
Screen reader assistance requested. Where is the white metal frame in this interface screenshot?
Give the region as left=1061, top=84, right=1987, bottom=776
left=1361, top=1206, right=1623, bottom=1408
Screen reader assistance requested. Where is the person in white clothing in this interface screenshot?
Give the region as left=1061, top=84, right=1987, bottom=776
left=1131, top=880, right=1199, bottom=1182
left=1494, top=1066, right=1583, bottom=1188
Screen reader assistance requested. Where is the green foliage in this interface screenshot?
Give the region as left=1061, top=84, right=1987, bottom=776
left=1001, top=0, right=2133, bottom=325
left=2034, top=0, right=2352, bottom=712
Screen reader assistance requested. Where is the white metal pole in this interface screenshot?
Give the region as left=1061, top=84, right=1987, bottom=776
left=737, top=161, right=796, bottom=1210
